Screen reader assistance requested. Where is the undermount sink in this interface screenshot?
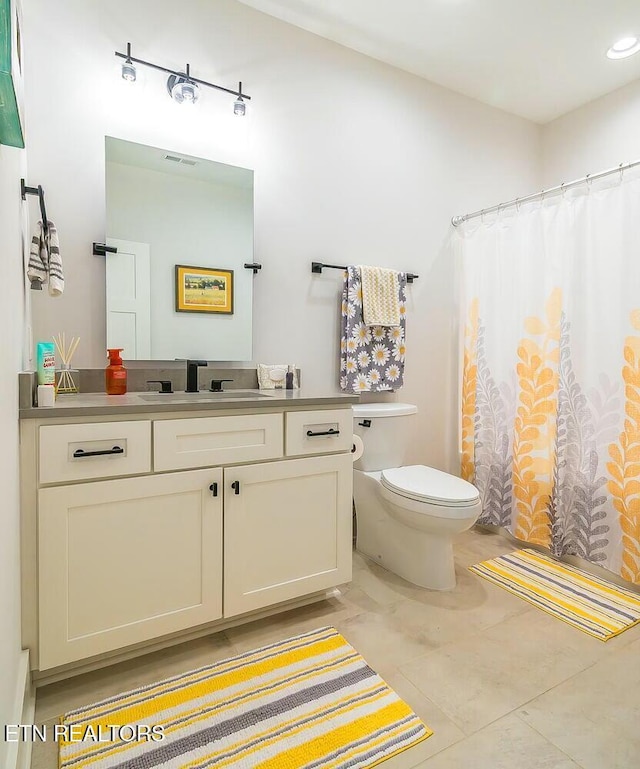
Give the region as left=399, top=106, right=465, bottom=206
left=138, top=390, right=274, bottom=402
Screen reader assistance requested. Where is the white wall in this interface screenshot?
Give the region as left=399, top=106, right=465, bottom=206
left=542, top=77, right=640, bottom=185
left=0, top=143, right=26, bottom=768
left=106, top=161, right=253, bottom=360
left=22, top=0, right=540, bottom=470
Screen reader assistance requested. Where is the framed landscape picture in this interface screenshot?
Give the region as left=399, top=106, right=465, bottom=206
left=175, top=264, right=234, bottom=315
left=0, top=0, right=24, bottom=148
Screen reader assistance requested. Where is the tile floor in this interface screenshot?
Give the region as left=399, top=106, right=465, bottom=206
left=32, top=528, right=640, bottom=768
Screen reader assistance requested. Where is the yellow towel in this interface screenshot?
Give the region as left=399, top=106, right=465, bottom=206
left=360, top=265, right=400, bottom=326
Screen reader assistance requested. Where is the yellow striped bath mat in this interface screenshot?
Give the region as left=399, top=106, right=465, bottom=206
left=470, top=549, right=640, bottom=641
left=59, top=626, right=432, bottom=769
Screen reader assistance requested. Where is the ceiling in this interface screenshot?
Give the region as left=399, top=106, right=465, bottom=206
left=238, top=0, right=640, bottom=124
left=105, top=137, right=253, bottom=188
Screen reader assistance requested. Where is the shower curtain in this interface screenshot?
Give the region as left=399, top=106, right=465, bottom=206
left=455, top=172, right=640, bottom=584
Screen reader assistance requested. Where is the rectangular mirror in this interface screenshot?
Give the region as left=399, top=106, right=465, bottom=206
left=105, top=137, right=253, bottom=360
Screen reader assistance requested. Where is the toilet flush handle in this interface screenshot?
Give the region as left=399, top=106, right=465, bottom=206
left=358, top=419, right=372, bottom=428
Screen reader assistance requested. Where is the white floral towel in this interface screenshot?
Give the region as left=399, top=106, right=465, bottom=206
left=340, top=266, right=407, bottom=393
left=359, top=265, right=400, bottom=326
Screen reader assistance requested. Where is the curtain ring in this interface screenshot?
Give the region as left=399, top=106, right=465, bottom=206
left=619, top=163, right=625, bottom=183
left=481, top=208, right=485, bottom=223
left=560, top=182, right=566, bottom=199
left=586, top=173, right=592, bottom=188
left=515, top=197, right=520, bottom=212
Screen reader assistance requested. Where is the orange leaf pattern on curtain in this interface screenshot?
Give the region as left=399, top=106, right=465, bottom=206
left=458, top=175, right=640, bottom=584
left=512, top=288, right=562, bottom=546
left=607, top=310, right=640, bottom=584
left=461, top=299, right=479, bottom=482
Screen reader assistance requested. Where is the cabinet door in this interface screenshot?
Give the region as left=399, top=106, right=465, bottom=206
left=38, top=468, right=222, bottom=670
left=224, top=454, right=353, bottom=617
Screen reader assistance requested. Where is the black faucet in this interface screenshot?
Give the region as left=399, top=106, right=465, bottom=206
left=186, top=360, right=208, bottom=392
left=210, top=379, right=234, bottom=392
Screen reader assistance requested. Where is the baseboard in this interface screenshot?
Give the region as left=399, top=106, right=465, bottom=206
left=32, top=588, right=342, bottom=687
left=5, top=650, right=35, bottom=769
left=474, top=524, right=640, bottom=596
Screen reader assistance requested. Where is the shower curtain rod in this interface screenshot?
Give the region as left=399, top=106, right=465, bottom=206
left=451, top=157, right=640, bottom=226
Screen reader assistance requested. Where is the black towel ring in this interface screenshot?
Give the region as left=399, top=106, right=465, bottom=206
left=38, top=185, right=48, bottom=234
left=21, top=179, right=50, bottom=235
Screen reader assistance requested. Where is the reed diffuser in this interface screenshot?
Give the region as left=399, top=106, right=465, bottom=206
left=54, top=333, right=80, bottom=394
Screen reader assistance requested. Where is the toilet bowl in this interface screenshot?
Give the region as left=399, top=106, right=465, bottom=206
left=353, top=404, right=481, bottom=590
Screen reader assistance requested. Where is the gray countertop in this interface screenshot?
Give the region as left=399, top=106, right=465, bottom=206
left=20, top=388, right=359, bottom=419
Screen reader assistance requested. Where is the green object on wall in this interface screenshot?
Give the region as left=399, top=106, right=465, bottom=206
left=0, top=0, right=25, bottom=148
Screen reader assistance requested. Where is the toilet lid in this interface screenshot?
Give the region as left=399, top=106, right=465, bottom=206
left=381, top=465, right=480, bottom=506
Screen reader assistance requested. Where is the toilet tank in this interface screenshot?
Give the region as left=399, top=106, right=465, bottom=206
left=353, top=403, right=418, bottom=471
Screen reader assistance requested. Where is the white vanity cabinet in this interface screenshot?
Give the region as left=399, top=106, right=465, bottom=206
left=38, top=468, right=223, bottom=670
left=22, top=401, right=354, bottom=677
left=223, top=453, right=353, bottom=617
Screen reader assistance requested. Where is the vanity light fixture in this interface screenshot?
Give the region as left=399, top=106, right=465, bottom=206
left=114, top=43, right=251, bottom=113
left=233, top=85, right=246, bottom=116
left=167, top=65, right=199, bottom=104
left=121, top=43, right=137, bottom=82
left=606, top=36, right=640, bottom=59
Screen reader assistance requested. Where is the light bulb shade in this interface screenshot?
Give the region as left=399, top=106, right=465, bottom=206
left=234, top=96, right=246, bottom=116
left=121, top=60, right=136, bottom=82
left=167, top=73, right=200, bottom=104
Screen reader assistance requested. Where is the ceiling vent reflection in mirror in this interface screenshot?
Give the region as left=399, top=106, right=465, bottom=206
left=115, top=43, right=251, bottom=115
left=164, top=154, right=197, bottom=166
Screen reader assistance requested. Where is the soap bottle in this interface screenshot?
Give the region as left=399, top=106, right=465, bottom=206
left=106, top=348, right=127, bottom=395
left=285, top=365, right=294, bottom=390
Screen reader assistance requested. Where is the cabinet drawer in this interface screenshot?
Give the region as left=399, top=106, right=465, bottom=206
left=285, top=409, right=353, bottom=456
left=39, top=421, right=151, bottom=484
left=154, top=413, right=283, bottom=471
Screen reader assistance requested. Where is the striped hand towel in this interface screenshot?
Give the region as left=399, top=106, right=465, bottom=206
left=27, top=220, right=64, bottom=296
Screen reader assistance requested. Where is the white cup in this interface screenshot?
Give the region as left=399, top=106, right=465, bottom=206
left=37, top=384, right=55, bottom=408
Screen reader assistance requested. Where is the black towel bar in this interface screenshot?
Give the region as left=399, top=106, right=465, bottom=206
left=311, top=261, right=418, bottom=283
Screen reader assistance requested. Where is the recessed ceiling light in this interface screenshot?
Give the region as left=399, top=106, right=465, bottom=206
left=607, top=36, right=640, bottom=59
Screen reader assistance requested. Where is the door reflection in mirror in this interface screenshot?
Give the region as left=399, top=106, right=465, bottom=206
left=105, top=137, right=253, bottom=361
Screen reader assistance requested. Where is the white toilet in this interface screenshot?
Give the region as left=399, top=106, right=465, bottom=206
left=353, top=403, right=481, bottom=590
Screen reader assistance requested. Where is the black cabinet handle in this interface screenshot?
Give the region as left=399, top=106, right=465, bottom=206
left=73, top=446, right=124, bottom=458
left=231, top=480, right=240, bottom=495
left=306, top=428, right=340, bottom=437
left=209, top=482, right=218, bottom=497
